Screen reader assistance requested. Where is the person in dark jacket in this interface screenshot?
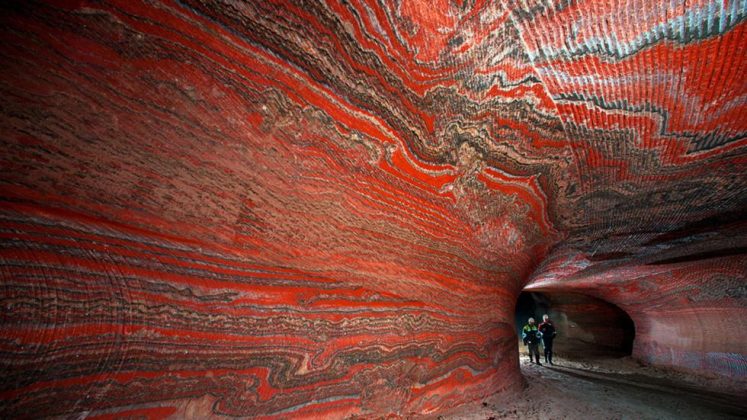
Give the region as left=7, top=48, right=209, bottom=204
left=522, top=317, right=542, bottom=365
left=538, top=314, right=557, bottom=365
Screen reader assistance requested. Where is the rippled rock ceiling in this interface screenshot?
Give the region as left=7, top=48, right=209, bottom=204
left=1, top=0, right=746, bottom=418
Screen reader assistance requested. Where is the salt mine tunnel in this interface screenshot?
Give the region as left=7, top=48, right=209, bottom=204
left=0, top=0, right=746, bottom=418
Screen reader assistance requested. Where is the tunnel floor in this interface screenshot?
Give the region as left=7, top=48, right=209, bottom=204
left=438, top=356, right=747, bottom=419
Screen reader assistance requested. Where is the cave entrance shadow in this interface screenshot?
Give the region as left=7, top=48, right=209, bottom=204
left=513, top=291, right=635, bottom=363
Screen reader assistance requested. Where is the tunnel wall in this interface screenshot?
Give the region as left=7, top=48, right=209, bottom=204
left=629, top=257, right=747, bottom=379
left=0, top=1, right=556, bottom=417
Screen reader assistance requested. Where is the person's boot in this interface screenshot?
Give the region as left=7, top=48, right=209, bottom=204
left=548, top=352, right=554, bottom=366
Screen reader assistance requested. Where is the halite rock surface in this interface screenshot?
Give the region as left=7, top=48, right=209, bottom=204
left=0, top=0, right=745, bottom=418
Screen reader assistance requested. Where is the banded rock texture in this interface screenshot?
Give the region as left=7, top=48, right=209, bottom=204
left=0, top=0, right=745, bottom=418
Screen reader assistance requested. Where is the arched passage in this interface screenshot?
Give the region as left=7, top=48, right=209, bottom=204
left=514, top=291, right=635, bottom=361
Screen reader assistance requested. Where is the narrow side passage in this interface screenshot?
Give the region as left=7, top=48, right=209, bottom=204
left=514, top=291, right=635, bottom=362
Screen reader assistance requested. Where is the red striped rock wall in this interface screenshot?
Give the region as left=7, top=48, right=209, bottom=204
left=1, top=0, right=746, bottom=417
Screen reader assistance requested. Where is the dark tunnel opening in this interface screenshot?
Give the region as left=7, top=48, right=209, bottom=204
left=514, top=291, right=636, bottom=361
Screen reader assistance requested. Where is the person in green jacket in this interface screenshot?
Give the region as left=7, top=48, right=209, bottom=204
left=522, top=317, right=543, bottom=365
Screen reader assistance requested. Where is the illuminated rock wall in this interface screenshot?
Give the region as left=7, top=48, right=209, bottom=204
left=527, top=221, right=747, bottom=379
left=1, top=0, right=745, bottom=417
left=542, top=293, right=635, bottom=357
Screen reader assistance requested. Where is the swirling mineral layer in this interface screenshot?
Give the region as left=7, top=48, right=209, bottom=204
left=1, top=0, right=745, bottom=418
